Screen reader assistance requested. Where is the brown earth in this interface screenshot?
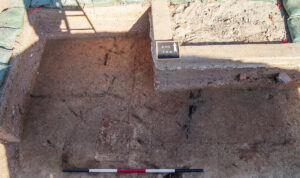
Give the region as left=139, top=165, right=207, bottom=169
left=0, top=33, right=298, bottom=178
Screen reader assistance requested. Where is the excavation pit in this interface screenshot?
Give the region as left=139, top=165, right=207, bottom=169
left=19, top=36, right=300, bottom=178
left=0, top=2, right=300, bottom=178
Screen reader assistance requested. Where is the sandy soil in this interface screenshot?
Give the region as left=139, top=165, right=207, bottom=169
left=0, top=33, right=298, bottom=178
left=170, top=0, right=289, bottom=43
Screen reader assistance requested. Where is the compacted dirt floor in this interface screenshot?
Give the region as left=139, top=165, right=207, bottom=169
left=1, top=33, right=300, bottom=178
left=170, top=0, right=289, bottom=43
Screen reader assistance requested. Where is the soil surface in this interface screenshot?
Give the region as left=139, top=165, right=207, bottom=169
left=170, top=0, right=289, bottom=43
left=1, top=34, right=300, bottom=178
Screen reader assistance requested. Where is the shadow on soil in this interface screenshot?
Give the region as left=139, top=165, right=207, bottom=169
left=1, top=1, right=300, bottom=178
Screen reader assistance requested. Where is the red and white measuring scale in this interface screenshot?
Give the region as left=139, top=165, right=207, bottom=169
left=63, top=168, right=204, bottom=173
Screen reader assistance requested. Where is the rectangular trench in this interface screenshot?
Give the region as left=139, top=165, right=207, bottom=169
left=17, top=34, right=300, bottom=177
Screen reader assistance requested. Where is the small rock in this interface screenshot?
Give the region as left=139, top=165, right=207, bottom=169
left=276, top=72, right=292, bottom=84
left=240, top=73, right=247, bottom=80
left=103, top=117, right=110, bottom=128
left=236, top=73, right=247, bottom=81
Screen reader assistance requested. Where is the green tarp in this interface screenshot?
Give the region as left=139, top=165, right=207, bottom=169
left=0, top=64, right=9, bottom=85
left=0, top=28, right=22, bottom=50
left=282, top=0, right=300, bottom=43
left=287, top=16, right=300, bottom=43
left=0, top=1, right=25, bottom=85
left=0, top=48, right=13, bottom=64
left=283, top=0, right=300, bottom=17
left=0, top=8, right=25, bottom=28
